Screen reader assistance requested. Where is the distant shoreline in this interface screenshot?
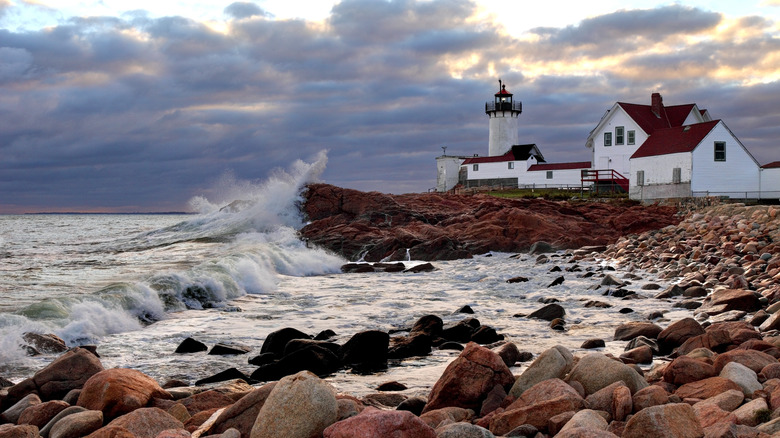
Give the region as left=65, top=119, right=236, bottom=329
left=21, top=212, right=194, bottom=215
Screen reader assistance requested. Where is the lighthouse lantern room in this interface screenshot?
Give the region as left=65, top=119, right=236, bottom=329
left=485, top=79, right=522, bottom=157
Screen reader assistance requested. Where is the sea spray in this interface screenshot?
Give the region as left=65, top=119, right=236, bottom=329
left=0, top=151, right=344, bottom=371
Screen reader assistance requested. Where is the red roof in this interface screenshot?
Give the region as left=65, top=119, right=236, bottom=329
left=763, top=161, right=780, bottom=169
left=462, top=150, right=514, bottom=164
left=528, top=162, right=591, bottom=171
left=630, top=120, right=719, bottom=159
left=618, top=102, right=696, bottom=135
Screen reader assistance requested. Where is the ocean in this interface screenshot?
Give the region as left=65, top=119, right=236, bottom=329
left=0, top=154, right=691, bottom=396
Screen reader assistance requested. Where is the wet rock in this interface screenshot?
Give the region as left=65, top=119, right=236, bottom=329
left=613, top=322, right=663, bottom=341
left=492, top=342, right=522, bottom=368
left=548, top=276, right=565, bottom=287
left=471, top=326, right=502, bottom=344
left=527, top=303, right=565, bottom=321
left=251, top=371, right=338, bottom=438
left=581, top=339, right=605, bottom=349
left=405, top=263, right=435, bottom=273
left=506, top=277, right=529, bottom=283
left=339, top=330, right=389, bottom=371
left=388, top=333, right=432, bottom=359
left=77, top=368, right=171, bottom=420
left=442, top=320, right=477, bottom=343
left=457, top=305, right=475, bottom=314
left=423, top=342, right=514, bottom=413
left=314, top=329, right=337, bottom=340
left=259, top=327, right=311, bottom=356
left=195, top=368, right=250, bottom=386
left=251, top=343, right=342, bottom=381
left=174, top=338, right=208, bottom=354
left=21, top=333, right=68, bottom=355
left=208, top=343, right=251, bottom=356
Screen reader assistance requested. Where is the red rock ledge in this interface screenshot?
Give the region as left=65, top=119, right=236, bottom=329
left=300, top=184, right=680, bottom=261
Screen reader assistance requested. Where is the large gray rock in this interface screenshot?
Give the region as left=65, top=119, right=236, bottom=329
left=508, top=345, right=573, bottom=397
left=250, top=371, right=338, bottom=438
left=558, top=409, right=609, bottom=433
left=48, top=410, right=103, bottom=438
left=565, top=353, right=648, bottom=396
left=436, top=422, right=495, bottom=438
left=719, top=362, right=761, bottom=396
left=0, top=393, right=41, bottom=424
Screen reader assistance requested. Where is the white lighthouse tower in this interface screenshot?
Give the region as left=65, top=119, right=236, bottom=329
left=486, top=79, right=522, bottom=156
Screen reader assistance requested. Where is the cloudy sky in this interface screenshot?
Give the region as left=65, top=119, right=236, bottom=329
left=1, top=0, right=779, bottom=213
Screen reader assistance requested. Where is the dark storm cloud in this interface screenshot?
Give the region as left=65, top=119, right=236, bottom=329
left=0, top=0, right=779, bottom=212
left=224, top=2, right=268, bottom=20
left=524, top=5, right=721, bottom=60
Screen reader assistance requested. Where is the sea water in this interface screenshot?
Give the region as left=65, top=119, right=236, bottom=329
left=0, top=153, right=693, bottom=397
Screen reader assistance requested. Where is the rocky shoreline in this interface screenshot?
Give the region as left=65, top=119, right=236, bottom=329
left=2, top=200, right=780, bottom=437
left=300, top=183, right=680, bottom=262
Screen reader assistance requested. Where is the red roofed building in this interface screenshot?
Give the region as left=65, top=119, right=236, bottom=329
left=629, top=119, right=761, bottom=200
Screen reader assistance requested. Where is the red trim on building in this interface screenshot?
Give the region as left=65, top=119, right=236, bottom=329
left=763, top=161, right=780, bottom=169
left=528, top=162, right=591, bottom=171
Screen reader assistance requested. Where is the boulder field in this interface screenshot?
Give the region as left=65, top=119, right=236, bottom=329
left=299, top=184, right=680, bottom=262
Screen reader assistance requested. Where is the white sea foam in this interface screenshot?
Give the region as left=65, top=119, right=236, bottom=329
left=0, top=150, right=342, bottom=370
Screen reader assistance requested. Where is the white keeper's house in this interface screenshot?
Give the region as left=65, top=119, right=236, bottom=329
left=436, top=82, right=779, bottom=201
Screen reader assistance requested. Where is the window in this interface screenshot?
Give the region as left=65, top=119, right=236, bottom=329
left=673, top=168, right=681, bottom=184
left=604, top=132, right=612, bottom=146
left=616, top=127, right=624, bottom=145
left=546, top=171, right=553, bottom=180
left=508, top=162, right=514, bottom=169
left=627, top=130, right=635, bottom=145
left=714, top=142, right=726, bottom=161
left=473, top=164, right=479, bottom=171
left=636, top=170, right=645, bottom=186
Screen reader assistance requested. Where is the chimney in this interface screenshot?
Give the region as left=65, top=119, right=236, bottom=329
left=651, top=93, right=663, bottom=118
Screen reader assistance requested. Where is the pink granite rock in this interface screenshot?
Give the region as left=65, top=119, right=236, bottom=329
left=323, top=407, right=436, bottom=438
left=423, top=342, right=514, bottom=413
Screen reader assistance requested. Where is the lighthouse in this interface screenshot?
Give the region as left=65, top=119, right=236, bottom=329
left=485, top=79, right=522, bottom=157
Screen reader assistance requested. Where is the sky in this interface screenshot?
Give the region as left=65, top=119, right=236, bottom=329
left=1, top=0, right=779, bottom=213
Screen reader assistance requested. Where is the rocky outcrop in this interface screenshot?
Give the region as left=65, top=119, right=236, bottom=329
left=300, top=184, right=679, bottom=261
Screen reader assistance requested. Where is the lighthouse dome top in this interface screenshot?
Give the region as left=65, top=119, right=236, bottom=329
left=495, top=84, right=512, bottom=96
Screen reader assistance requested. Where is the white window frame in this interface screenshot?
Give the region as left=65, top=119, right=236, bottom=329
left=672, top=168, right=681, bottom=184
left=714, top=142, right=726, bottom=161
left=508, top=162, right=514, bottom=169
left=604, top=132, right=612, bottom=147
left=637, top=170, right=645, bottom=186
left=627, top=130, right=635, bottom=145
left=615, top=126, right=624, bottom=145
left=473, top=164, right=479, bottom=171
left=546, top=171, right=553, bottom=180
